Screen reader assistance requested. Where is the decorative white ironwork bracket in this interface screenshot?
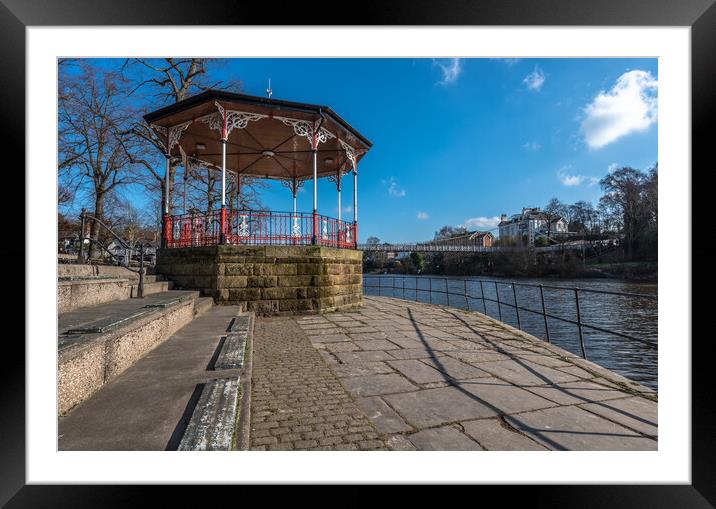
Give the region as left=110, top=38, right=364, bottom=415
left=200, top=101, right=267, bottom=141
left=280, top=177, right=307, bottom=197
left=327, top=171, right=342, bottom=191
left=151, top=121, right=192, bottom=155
left=275, top=116, right=335, bottom=149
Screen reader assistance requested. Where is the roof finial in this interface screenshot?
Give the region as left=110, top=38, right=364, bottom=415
left=266, top=78, right=273, bottom=98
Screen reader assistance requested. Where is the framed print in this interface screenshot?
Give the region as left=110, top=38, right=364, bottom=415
left=3, top=0, right=713, bottom=503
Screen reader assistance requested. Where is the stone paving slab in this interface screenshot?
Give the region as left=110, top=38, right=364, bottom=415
left=342, top=373, right=418, bottom=397
left=292, top=295, right=658, bottom=451
left=420, top=356, right=490, bottom=380
left=408, top=425, right=484, bottom=451
left=383, top=386, right=498, bottom=427
left=457, top=377, right=557, bottom=415
left=387, top=359, right=449, bottom=384
left=523, top=381, right=630, bottom=406
left=579, top=397, right=658, bottom=437
left=504, top=405, right=657, bottom=451
left=335, top=350, right=395, bottom=364
left=355, top=396, right=413, bottom=433
left=461, top=418, right=547, bottom=451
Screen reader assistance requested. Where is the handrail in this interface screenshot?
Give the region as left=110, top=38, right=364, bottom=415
left=78, top=209, right=148, bottom=297
left=362, top=274, right=657, bottom=360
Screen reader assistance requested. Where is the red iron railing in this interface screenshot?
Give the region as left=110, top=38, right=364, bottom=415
left=164, top=209, right=357, bottom=249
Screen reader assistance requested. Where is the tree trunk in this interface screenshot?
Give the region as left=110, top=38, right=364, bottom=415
left=90, top=192, right=105, bottom=259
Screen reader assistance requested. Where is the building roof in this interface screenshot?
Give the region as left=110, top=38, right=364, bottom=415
left=142, top=90, right=372, bottom=181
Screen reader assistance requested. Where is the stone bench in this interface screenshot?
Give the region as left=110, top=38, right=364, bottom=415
left=178, top=378, right=240, bottom=451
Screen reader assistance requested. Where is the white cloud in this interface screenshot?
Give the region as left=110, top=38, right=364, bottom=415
left=342, top=205, right=353, bottom=214
left=434, top=58, right=462, bottom=85
left=523, top=66, right=546, bottom=91
left=461, top=216, right=501, bottom=230
left=581, top=70, right=658, bottom=149
left=416, top=212, right=429, bottom=220
left=383, top=177, right=406, bottom=198
left=522, top=141, right=541, bottom=151
left=558, top=168, right=599, bottom=187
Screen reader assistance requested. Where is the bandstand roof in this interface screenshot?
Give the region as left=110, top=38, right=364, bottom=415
left=143, top=90, right=372, bottom=181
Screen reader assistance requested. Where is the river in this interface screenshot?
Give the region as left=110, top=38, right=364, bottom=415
left=362, top=274, right=658, bottom=390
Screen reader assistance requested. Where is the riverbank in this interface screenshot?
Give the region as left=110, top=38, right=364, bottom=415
left=367, top=261, right=657, bottom=282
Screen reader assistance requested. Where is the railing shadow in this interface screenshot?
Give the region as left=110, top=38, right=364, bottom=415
left=399, top=301, right=654, bottom=450
left=440, top=307, right=657, bottom=431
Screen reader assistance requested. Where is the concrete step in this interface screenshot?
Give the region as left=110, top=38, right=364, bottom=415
left=59, top=264, right=163, bottom=281
left=58, top=276, right=132, bottom=313
left=194, top=297, right=214, bottom=317
left=179, top=311, right=254, bottom=451
left=59, top=272, right=173, bottom=314
left=214, top=314, right=252, bottom=370
left=177, top=378, right=241, bottom=451
left=129, top=280, right=171, bottom=297
left=58, top=290, right=205, bottom=416
left=58, top=305, right=245, bottom=450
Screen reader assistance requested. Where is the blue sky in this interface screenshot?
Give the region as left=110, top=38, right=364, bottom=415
left=216, top=58, right=658, bottom=243
left=80, top=58, right=659, bottom=243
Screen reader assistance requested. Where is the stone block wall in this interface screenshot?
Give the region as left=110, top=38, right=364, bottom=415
left=156, top=245, right=362, bottom=315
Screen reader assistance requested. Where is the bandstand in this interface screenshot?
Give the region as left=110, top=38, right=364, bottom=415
left=144, top=90, right=371, bottom=314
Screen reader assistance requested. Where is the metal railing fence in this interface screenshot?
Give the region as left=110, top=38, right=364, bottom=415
left=165, top=209, right=357, bottom=249
left=362, top=274, right=657, bottom=361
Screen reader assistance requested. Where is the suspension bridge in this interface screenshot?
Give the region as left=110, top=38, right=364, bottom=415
left=358, top=238, right=619, bottom=254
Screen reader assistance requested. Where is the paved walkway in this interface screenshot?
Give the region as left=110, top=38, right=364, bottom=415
left=293, top=296, right=657, bottom=451
left=249, top=317, right=389, bottom=450
left=59, top=305, right=241, bottom=450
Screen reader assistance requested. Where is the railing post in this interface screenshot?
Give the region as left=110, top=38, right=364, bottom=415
left=137, top=243, right=145, bottom=298
left=312, top=211, right=318, bottom=245
left=220, top=206, right=227, bottom=244
left=464, top=280, right=470, bottom=311
left=480, top=280, right=487, bottom=314
left=575, top=288, right=587, bottom=359
left=512, top=282, right=521, bottom=330
left=162, top=214, right=172, bottom=249
left=495, top=281, right=502, bottom=321
left=429, top=277, right=432, bottom=304
left=77, top=208, right=86, bottom=263
left=539, top=284, right=550, bottom=343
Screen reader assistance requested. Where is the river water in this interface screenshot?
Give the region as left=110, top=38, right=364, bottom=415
left=362, top=274, right=658, bottom=390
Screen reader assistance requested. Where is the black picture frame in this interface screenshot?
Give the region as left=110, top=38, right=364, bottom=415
left=2, top=0, right=712, bottom=504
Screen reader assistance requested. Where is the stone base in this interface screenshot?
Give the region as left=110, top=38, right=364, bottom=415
left=156, top=245, right=363, bottom=315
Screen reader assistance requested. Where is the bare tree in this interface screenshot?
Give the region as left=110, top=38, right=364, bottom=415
left=58, top=63, right=141, bottom=256
left=122, top=58, right=258, bottom=226
left=543, top=197, right=566, bottom=242
left=599, top=165, right=657, bottom=259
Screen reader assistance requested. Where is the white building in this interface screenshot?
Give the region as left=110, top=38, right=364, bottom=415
left=498, top=207, right=568, bottom=243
